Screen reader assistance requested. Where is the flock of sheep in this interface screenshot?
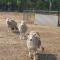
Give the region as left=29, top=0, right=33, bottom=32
left=6, top=18, right=44, bottom=60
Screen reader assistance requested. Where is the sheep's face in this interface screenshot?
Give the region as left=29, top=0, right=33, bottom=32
left=20, top=20, right=25, bottom=25
left=6, top=18, right=11, bottom=22
left=28, top=34, right=36, bottom=42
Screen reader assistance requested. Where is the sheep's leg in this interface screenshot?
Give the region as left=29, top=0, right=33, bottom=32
left=29, top=49, right=31, bottom=57
left=8, top=29, right=10, bottom=32
left=22, top=33, right=24, bottom=40
left=33, top=49, right=37, bottom=60
left=33, top=52, right=36, bottom=60
left=20, top=33, right=24, bottom=40
left=28, top=49, right=33, bottom=59
left=20, top=33, right=25, bottom=40
left=21, top=33, right=23, bottom=40
left=8, top=28, right=11, bottom=32
left=34, top=48, right=37, bottom=55
left=33, top=55, right=36, bottom=60
left=13, top=28, right=16, bottom=32
left=23, top=33, right=25, bottom=40
left=19, top=36, right=21, bottom=40
left=19, top=33, right=22, bottom=40
left=21, top=33, right=24, bottom=40
left=41, top=46, right=44, bottom=52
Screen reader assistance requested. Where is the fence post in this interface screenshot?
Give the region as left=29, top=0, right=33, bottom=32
left=58, top=11, right=60, bottom=26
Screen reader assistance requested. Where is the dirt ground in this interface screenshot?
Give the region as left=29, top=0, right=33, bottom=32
left=0, top=12, right=60, bottom=60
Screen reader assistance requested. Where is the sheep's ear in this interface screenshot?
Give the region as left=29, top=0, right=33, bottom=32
left=24, top=33, right=29, bottom=40
left=36, top=32, right=40, bottom=37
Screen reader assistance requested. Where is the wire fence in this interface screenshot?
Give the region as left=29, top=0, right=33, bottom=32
left=23, top=10, right=60, bottom=26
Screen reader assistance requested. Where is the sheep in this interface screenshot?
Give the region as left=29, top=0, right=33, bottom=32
left=27, top=31, right=44, bottom=60
left=6, top=18, right=18, bottom=32
left=18, top=20, right=27, bottom=40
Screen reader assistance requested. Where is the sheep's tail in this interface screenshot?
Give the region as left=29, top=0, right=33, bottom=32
left=41, top=46, right=44, bottom=52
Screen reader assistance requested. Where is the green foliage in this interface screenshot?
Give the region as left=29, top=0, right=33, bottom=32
left=0, top=0, right=60, bottom=11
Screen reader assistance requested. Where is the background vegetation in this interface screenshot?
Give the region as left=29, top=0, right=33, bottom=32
left=0, top=0, right=60, bottom=12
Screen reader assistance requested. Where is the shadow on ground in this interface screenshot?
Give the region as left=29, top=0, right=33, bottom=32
left=36, top=53, right=57, bottom=60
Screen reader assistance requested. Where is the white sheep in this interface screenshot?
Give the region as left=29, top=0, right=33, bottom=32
left=27, top=31, right=44, bottom=60
left=18, top=20, right=27, bottom=40
left=6, top=18, right=18, bottom=32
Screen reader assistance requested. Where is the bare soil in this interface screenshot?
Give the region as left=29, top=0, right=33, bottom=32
left=0, top=12, right=60, bottom=60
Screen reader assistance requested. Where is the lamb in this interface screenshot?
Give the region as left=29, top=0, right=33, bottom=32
left=18, top=20, right=27, bottom=40
left=6, top=18, right=18, bottom=32
left=27, top=31, right=44, bottom=60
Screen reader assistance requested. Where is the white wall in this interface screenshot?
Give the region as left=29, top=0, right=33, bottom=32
left=34, top=14, right=58, bottom=26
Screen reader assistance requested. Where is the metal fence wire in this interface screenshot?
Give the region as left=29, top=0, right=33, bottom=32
left=23, top=10, right=60, bottom=26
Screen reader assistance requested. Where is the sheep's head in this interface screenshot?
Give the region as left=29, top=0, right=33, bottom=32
left=6, top=18, right=11, bottom=22
left=21, top=20, right=25, bottom=25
